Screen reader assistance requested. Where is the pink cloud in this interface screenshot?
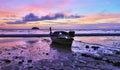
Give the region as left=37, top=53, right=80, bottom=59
left=81, top=13, right=120, bottom=23
left=20, top=0, right=73, bottom=14
left=0, top=0, right=75, bottom=18
left=30, top=0, right=73, bottom=8
left=0, top=10, right=20, bottom=18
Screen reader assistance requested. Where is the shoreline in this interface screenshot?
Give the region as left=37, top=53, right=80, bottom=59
left=0, top=33, right=120, bottom=37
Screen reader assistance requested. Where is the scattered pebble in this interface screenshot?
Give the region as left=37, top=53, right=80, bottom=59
left=3, top=59, right=11, bottom=64
left=85, top=45, right=89, bottom=48
left=18, top=61, right=23, bottom=65
left=46, top=53, right=49, bottom=55
left=113, top=62, right=120, bottom=67
left=28, top=60, right=32, bottom=63
left=91, top=46, right=99, bottom=50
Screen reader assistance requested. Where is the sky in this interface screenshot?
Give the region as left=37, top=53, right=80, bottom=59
left=0, top=0, right=120, bottom=29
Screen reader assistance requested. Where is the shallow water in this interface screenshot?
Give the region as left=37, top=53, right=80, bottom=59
left=74, top=36, right=120, bottom=47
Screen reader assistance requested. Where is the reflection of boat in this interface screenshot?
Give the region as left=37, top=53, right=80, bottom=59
left=49, top=27, right=75, bottom=45
left=50, top=42, right=71, bottom=51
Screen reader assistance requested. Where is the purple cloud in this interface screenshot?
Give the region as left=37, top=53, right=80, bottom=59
left=7, top=13, right=81, bottom=24
left=7, top=21, right=26, bottom=24
left=23, top=13, right=40, bottom=21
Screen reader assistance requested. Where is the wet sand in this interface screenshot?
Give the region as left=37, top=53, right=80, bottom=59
left=0, top=38, right=120, bottom=70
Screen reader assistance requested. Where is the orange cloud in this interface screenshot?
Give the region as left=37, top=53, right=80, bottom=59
left=79, top=13, right=120, bottom=23
left=84, top=13, right=120, bottom=20
left=0, top=10, right=20, bottom=18
left=0, top=0, right=73, bottom=18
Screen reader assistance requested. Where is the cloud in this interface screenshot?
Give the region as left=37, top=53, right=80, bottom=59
left=6, top=13, right=120, bottom=24
left=7, top=13, right=81, bottom=24
left=7, top=13, right=39, bottom=24
left=23, top=13, right=40, bottom=21
left=0, top=0, right=73, bottom=18
left=83, top=13, right=120, bottom=20
left=40, top=13, right=65, bottom=20
left=67, top=15, right=81, bottom=18
left=7, top=21, right=26, bottom=24
left=68, top=23, right=120, bottom=29
left=40, top=13, right=81, bottom=20
left=0, top=10, right=20, bottom=18
left=77, top=13, right=120, bottom=23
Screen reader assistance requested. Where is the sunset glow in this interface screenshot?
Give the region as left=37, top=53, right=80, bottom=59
left=0, top=0, right=120, bottom=29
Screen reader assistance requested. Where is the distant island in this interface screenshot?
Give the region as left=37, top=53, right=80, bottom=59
left=32, top=27, right=39, bottom=30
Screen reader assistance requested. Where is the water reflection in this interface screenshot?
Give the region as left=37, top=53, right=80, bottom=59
left=0, top=38, right=73, bottom=62
left=50, top=42, right=72, bottom=52
left=50, top=42, right=73, bottom=61
left=74, top=36, right=120, bottom=47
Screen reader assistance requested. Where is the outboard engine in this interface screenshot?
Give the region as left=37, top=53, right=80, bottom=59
left=69, top=31, right=75, bottom=37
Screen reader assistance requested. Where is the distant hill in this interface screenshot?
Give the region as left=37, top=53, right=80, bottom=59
left=32, top=27, right=39, bottom=30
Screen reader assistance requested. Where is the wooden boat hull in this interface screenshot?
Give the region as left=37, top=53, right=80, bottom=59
left=49, top=29, right=75, bottom=46
left=51, top=37, right=73, bottom=45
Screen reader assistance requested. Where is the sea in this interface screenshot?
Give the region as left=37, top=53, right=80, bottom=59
left=0, top=29, right=120, bottom=70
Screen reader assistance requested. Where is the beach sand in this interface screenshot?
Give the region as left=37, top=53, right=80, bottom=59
left=0, top=38, right=120, bottom=70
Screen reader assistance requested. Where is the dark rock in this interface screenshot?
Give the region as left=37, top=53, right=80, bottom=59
left=28, top=60, right=32, bottom=63
left=14, top=56, right=19, bottom=59
left=115, top=51, right=120, bottom=54
left=105, top=59, right=112, bottom=63
left=3, top=59, right=11, bottom=64
left=13, top=56, right=24, bottom=60
left=91, top=46, right=99, bottom=50
left=113, top=62, right=120, bottom=67
left=81, top=53, right=91, bottom=57
left=93, top=57, right=102, bottom=60
left=18, top=61, right=23, bottom=65
left=28, top=66, right=33, bottom=69
left=46, top=53, right=49, bottom=55
left=85, top=45, right=89, bottom=48
left=18, top=60, right=24, bottom=65
left=22, top=60, right=24, bottom=62
left=8, top=53, right=11, bottom=55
